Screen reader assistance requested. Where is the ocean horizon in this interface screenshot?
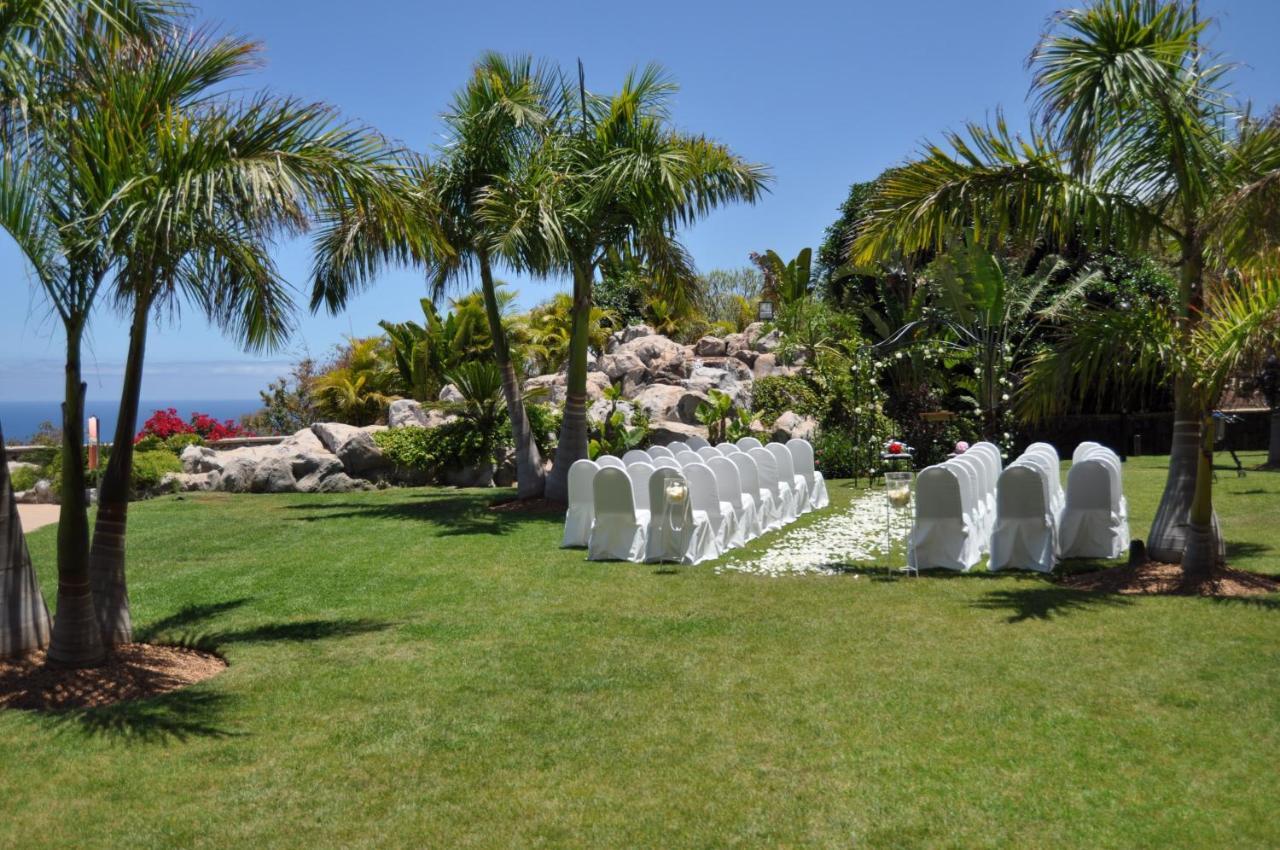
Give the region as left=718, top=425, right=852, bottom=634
left=0, top=399, right=263, bottom=443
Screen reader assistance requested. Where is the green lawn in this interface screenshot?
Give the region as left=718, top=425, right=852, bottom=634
left=4, top=453, right=1279, bottom=849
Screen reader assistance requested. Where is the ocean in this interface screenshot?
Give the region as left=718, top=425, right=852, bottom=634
left=0, top=399, right=262, bottom=443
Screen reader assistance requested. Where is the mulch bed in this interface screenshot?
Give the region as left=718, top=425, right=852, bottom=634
left=1059, top=561, right=1280, bottom=597
left=0, top=644, right=226, bottom=711
left=488, top=497, right=566, bottom=515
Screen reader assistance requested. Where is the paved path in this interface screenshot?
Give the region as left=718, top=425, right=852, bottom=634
left=17, top=504, right=59, bottom=534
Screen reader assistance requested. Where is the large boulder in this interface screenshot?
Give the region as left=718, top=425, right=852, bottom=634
left=288, top=451, right=343, bottom=482
left=302, top=471, right=372, bottom=493
left=732, top=348, right=759, bottom=368
left=525, top=370, right=611, bottom=405
left=160, top=471, right=220, bottom=493
left=615, top=334, right=685, bottom=373
left=753, top=353, right=799, bottom=380
left=772, top=411, right=817, bottom=443
left=684, top=364, right=751, bottom=410
left=724, top=332, right=749, bottom=356
left=439, top=384, right=464, bottom=403
left=647, top=421, right=709, bottom=445
left=597, top=350, right=649, bottom=394
left=310, top=422, right=388, bottom=477
left=588, top=398, right=636, bottom=425
left=742, top=321, right=767, bottom=348
left=754, top=328, right=783, bottom=353
left=607, top=324, right=656, bottom=352
left=180, top=444, right=222, bottom=474
left=388, top=398, right=428, bottom=428
left=693, top=335, right=726, bottom=357
left=630, top=383, right=709, bottom=425
left=218, top=456, right=257, bottom=493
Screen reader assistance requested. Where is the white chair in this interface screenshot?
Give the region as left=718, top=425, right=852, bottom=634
left=945, top=458, right=982, bottom=543
left=626, top=461, right=655, bottom=513
left=561, top=459, right=599, bottom=548
left=908, top=464, right=981, bottom=571
left=730, top=451, right=780, bottom=533
left=685, top=435, right=711, bottom=451
left=736, top=436, right=763, bottom=451
left=708, top=456, right=758, bottom=546
left=652, top=456, right=681, bottom=471
left=1026, top=442, right=1065, bottom=509
left=645, top=468, right=719, bottom=565
left=597, top=455, right=625, bottom=470
left=697, top=446, right=722, bottom=462
left=749, top=447, right=795, bottom=526
left=623, top=449, right=651, bottom=466
left=715, top=442, right=740, bottom=456
left=647, top=445, right=674, bottom=460
left=684, top=462, right=736, bottom=555
left=1072, top=441, right=1104, bottom=465
left=989, top=462, right=1058, bottom=572
left=787, top=438, right=828, bottom=510
left=1020, top=450, right=1063, bottom=515
left=667, top=441, right=689, bottom=454
left=587, top=467, right=650, bottom=562
left=951, top=454, right=990, bottom=541
left=768, top=442, right=810, bottom=516
left=675, top=451, right=702, bottom=468
left=1058, top=458, right=1130, bottom=559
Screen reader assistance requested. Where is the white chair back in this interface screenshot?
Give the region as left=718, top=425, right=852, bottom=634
left=715, top=442, right=740, bottom=456
left=626, top=462, right=655, bottom=512
left=685, top=435, right=711, bottom=451
left=786, top=439, right=816, bottom=485
left=748, top=447, right=781, bottom=499
left=1026, top=442, right=1060, bottom=466
left=1072, top=441, right=1104, bottom=465
left=915, top=465, right=964, bottom=521
left=969, top=442, right=1003, bottom=482
left=652, top=456, right=681, bottom=471
left=683, top=462, right=725, bottom=527
left=729, top=452, right=760, bottom=497
left=676, top=451, right=702, bottom=468
left=667, top=441, right=689, bottom=454
left=593, top=467, right=637, bottom=521
left=623, top=449, right=651, bottom=466
left=567, top=459, right=599, bottom=509
left=997, top=463, right=1048, bottom=520
left=1064, top=458, right=1111, bottom=512
left=648, top=467, right=692, bottom=529
left=697, top=446, right=721, bottom=462
left=736, top=436, right=763, bottom=451
left=647, top=445, right=674, bottom=460
left=767, top=443, right=797, bottom=483
left=597, top=455, right=625, bottom=470
left=707, top=456, right=745, bottom=510
left=945, top=458, right=979, bottom=520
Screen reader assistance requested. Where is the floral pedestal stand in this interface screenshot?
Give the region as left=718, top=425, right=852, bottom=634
left=881, top=444, right=916, bottom=578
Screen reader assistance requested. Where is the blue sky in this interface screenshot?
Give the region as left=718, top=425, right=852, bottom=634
left=2, top=0, right=1278, bottom=402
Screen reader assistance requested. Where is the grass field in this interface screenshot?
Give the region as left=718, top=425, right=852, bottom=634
left=3, top=453, right=1278, bottom=848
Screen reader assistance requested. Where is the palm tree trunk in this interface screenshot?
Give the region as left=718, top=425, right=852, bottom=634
left=1180, top=411, right=1222, bottom=583
left=46, top=322, right=106, bottom=667
left=89, top=294, right=151, bottom=646
left=477, top=251, right=544, bottom=499
left=0, top=430, right=53, bottom=659
left=545, top=260, right=594, bottom=502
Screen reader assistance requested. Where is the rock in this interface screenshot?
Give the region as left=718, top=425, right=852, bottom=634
left=724, top=333, right=748, bottom=356
left=525, top=371, right=611, bottom=405
left=631, top=384, right=689, bottom=422
left=588, top=398, right=636, bottom=425
left=732, top=348, right=759, bottom=368
left=181, top=445, right=221, bottom=474
left=493, top=448, right=517, bottom=487
left=647, top=421, right=709, bottom=445
left=161, top=471, right=220, bottom=493
left=388, top=398, right=428, bottom=428
left=439, top=384, right=464, bottom=403
left=772, top=411, right=817, bottom=442
left=598, top=350, right=648, bottom=394
left=742, top=321, right=767, bottom=348
left=422, top=408, right=460, bottom=429
left=32, top=479, right=54, bottom=504
left=279, top=427, right=326, bottom=454
left=684, top=365, right=752, bottom=411
left=442, top=462, right=495, bottom=488
left=311, top=422, right=388, bottom=477
left=754, top=328, right=783, bottom=353
left=218, top=456, right=257, bottom=493
left=676, top=390, right=710, bottom=424
left=615, top=334, right=684, bottom=369
left=288, top=451, right=343, bottom=482
left=752, top=353, right=799, bottom=380
left=312, top=472, right=373, bottom=493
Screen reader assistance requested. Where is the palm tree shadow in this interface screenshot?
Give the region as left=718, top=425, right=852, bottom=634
left=973, top=586, right=1134, bottom=623
left=48, top=689, right=239, bottom=744
left=282, top=492, right=561, bottom=537
left=133, top=598, right=252, bottom=642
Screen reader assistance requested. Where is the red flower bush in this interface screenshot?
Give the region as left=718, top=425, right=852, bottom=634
left=136, top=408, right=251, bottom=443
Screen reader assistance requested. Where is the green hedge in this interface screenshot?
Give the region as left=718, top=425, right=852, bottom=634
left=752, top=375, right=822, bottom=424
left=9, top=465, right=39, bottom=492
left=47, top=448, right=180, bottom=499
left=375, top=421, right=494, bottom=472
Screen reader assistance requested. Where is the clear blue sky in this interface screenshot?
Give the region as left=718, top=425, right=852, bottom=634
left=2, top=0, right=1277, bottom=402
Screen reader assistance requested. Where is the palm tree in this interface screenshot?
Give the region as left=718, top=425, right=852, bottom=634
left=1, top=428, right=52, bottom=659
left=851, top=1, right=1280, bottom=565
left=482, top=64, right=770, bottom=500
left=78, top=27, right=424, bottom=647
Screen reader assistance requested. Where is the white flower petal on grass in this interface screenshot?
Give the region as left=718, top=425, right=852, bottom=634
left=718, top=489, right=913, bottom=577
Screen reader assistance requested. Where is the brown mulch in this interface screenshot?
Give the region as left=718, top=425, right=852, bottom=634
left=0, top=644, right=226, bottom=711
left=488, top=497, right=566, bottom=514
left=1059, top=561, right=1280, bottom=597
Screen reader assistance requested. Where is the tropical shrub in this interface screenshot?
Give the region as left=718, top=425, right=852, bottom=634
left=48, top=448, right=178, bottom=499
left=133, top=434, right=165, bottom=453
left=137, top=408, right=250, bottom=443
left=10, top=465, right=39, bottom=492
left=164, top=433, right=205, bottom=454
left=694, top=388, right=740, bottom=444
left=245, top=358, right=319, bottom=435
left=374, top=422, right=494, bottom=473
left=752, top=375, right=822, bottom=423
left=588, top=387, right=651, bottom=459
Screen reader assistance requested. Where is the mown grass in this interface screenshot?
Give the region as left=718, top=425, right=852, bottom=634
left=3, top=453, right=1278, bottom=848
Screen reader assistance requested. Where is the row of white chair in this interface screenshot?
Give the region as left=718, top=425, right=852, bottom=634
left=562, top=438, right=831, bottom=563
left=911, top=442, right=1129, bottom=573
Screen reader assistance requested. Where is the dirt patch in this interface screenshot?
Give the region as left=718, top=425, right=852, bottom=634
left=488, top=497, right=566, bottom=515
left=0, top=644, right=226, bottom=711
left=1059, top=561, right=1280, bottom=597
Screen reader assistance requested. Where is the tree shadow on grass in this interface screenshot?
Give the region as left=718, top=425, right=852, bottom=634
left=1224, top=540, right=1273, bottom=561
left=973, top=586, right=1134, bottom=623
left=48, top=688, right=239, bottom=744
left=134, top=598, right=252, bottom=642
left=281, top=492, right=561, bottom=537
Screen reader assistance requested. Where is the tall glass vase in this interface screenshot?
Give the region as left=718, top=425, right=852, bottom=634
left=884, top=471, right=915, bottom=577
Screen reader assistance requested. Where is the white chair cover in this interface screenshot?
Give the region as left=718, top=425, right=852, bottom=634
left=1026, top=442, right=1065, bottom=509
left=787, top=438, right=829, bottom=509
left=1058, top=458, right=1130, bottom=559
left=908, top=464, right=981, bottom=571
left=749, top=447, right=795, bottom=525
left=946, top=459, right=982, bottom=540
left=736, top=436, right=763, bottom=451
left=675, top=451, right=702, bottom=468
left=1020, top=450, right=1063, bottom=514
left=696, top=446, right=722, bottom=462
left=1072, top=441, right=1104, bottom=465
left=561, top=459, right=599, bottom=548
left=715, top=442, right=740, bottom=456
left=730, top=452, right=780, bottom=533
left=647, top=445, right=674, bottom=460
left=708, top=456, right=758, bottom=545
left=645, top=468, right=719, bottom=565
left=768, top=442, right=810, bottom=516
left=626, top=462, right=655, bottom=513
left=652, top=456, right=681, bottom=471
left=587, top=467, right=650, bottom=562
left=667, top=441, right=689, bottom=454
left=685, top=435, right=711, bottom=450
left=684, top=462, right=736, bottom=554
left=623, top=449, right=651, bottom=466
left=951, top=454, right=990, bottom=541
left=989, top=462, right=1057, bottom=573
left=597, top=455, right=625, bottom=470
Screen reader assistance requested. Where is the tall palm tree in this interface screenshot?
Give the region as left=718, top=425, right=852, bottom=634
left=482, top=64, right=771, bottom=500
left=81, top=28, right=422, bottom=645
left=851, top=1, right=1280, bottom=564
